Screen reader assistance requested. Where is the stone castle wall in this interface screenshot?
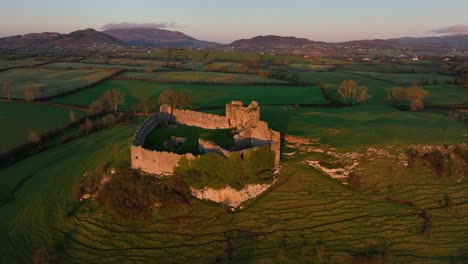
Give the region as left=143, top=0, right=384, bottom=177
left=160, top=105, right=230, bottom=129
left=131, top=146, right=195, bottom=175
left=133, top=101, right=281, bottom=176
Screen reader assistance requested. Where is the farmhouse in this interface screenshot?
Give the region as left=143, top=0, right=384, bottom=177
left=131, top=101, right=281, bottom=176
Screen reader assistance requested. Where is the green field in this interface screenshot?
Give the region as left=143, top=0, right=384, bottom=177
left=0, top=101, right=86, bottom=153
left=41, top=62, right=138, bottom=70
left=0, top=57, right=467, bottom=263
left=0, top=104, right=466, bottom=263
left=0, top=68, right=121, bottom=99
left=118, top=71, right=288, bottom=84
left=288, top=63, right=337, bottom=71
left=51, top=80, right=327, bottom=108
left=337, top=62, right=442, bottom=74
left=0, top=59, right=45, bottom=71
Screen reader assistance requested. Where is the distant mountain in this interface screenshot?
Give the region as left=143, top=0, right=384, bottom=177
left=389, top=34, right=468, bottom=49
left=338, top=39, right=405, bottom=49
left=226, top=35, right=322, bottom=51
left=103, top=28, right=220, bottom=48
left=0, top=28, right=125, bottom=51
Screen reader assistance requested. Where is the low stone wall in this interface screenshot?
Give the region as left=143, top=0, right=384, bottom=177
left=131, top=146, right=195, bottom=175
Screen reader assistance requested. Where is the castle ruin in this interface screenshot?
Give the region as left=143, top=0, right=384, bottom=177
left=131, top=101, right=281, bottom=176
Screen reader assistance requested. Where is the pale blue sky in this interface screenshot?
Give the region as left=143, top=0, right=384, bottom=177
left=2, top=0, right=468, bottom=43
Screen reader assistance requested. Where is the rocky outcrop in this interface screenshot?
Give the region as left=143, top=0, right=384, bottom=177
left=407, top=143, right=468, bottom=178
left=190, top=181, right=275, bottom=208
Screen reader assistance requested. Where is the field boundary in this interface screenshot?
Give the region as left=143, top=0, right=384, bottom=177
left=111, top=77, right=310, bottom=86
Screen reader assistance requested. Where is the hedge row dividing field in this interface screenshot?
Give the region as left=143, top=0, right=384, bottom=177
left=117, top=71, right=289, bottom=84
left=0, top=59, right=47, bottom=71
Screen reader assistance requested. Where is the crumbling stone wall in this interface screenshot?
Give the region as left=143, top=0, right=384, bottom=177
left=226, top=101, right=260, bottom=134
left=133, top=101, right=281, bottom=176
left=160, top=105, right=230, bottom=129
left=133, top=112, right=174, bottom=146
left=131, top=145, right=195, bottom=175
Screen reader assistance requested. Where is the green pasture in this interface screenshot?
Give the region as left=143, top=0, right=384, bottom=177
left=337, top=62, right=442, bottom=74
left=0, top=101, right=86, bottom=153
left=0, top=104, right=467, bottom=262
left=0, top=68, right=120, bottom=99
left=118, top=71, right=288, bottom=84
left=136, top=49, right=311, bottom=63
left=288, top=63, right=337, bottom=71
left=0, top=60, right=45, bottom=71
left=50, top=80, right=327, bottom=108
left=41, top=62, right=136, bottom=70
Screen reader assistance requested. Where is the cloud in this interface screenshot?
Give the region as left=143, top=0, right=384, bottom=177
left=101, top=22, right=176, bottom=31
left=430, top=25, right=468, bottom=34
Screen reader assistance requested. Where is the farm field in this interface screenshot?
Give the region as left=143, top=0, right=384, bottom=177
left=50, top=80, right=327, bottom=108
left=118, top=70, right=289, bottom=84
left=0, top=101, right=86, bottom=153
left=0, top=68, right=121, bottom=99
left=0, top=59, right=45, bottom=71
left=337, top=62, right=442, bottom=73
left=0, top=104, right=467, bottom=263
left=41, top=62, right=138, bottom=70
left=0, top=55, right=467, bottom=263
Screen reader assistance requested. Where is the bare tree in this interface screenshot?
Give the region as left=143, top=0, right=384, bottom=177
left=386, top=85, right=428, bottom=111
left=101, top=89, right=125, bottom=114
left=406, top=83, right=428, bottom=111
left=89, top=100, right=105, bottom=114
left=2, top=80, right=11, bottom=100
left=69, top=110, right=76, bottom=123
left=338, top=80, right=357, bottom=104
left=355, top=86, right=369, bottom=103
left=24, top=83, right=40, bottom=101
left=80, top=119, right=94, bottom=134
left=386, top=87, right=406, bottom=104
left=28, top=131, right=41, bottom=143
left=158, top=89, right=191, bottom=114
left=138, top=96, right=155, bottom=116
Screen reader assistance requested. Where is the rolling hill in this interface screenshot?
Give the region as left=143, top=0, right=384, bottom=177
left=103, top=28, right=220, bottom=48
left=225, top=35, right=322, bottom=51
left=0, top=28, right=125, bottom=51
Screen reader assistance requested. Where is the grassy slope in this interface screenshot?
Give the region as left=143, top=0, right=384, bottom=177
left=0, top=61, right=467, bottom=263
left=0, top=105, right=466, bottom=262
left=50, top=80, right=327, bottom=108
left=0, top=101, right=86, bottom=153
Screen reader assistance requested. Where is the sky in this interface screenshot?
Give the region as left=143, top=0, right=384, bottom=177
left=2, top=0, right=468, bottom=43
